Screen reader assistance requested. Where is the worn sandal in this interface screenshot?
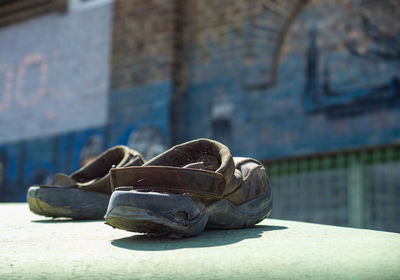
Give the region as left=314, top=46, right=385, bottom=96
left=105, top=139, right=272, bottom=237
left=27, top=145, right=144, bottom=219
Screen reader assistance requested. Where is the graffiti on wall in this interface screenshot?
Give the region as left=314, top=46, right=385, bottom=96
left=0, top=4, right=112, bottom=144
left=184, top=0, right=400, bottom=160
left=0, top=54, right=47, bottom=112
left=241, top=0, right=400, bottom=114
left=303, top=0, right=400, bottom=115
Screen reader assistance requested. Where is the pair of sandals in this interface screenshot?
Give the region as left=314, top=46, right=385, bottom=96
left=28, top=138, right=272, bottom=238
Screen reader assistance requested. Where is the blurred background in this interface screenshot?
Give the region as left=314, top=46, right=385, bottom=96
left=0, top=0, right=399, bottom=232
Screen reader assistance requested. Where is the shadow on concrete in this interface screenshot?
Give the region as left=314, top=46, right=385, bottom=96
left=110, top=225, right=287, bottom=251
left=31, top=218, right=102, bottom=223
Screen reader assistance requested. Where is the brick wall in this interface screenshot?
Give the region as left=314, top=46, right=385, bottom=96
left=181, top=0, right=400, bottom=160
left=111, top=0, right=178, bottom=90
left=109, top=0, right=180, bottom=159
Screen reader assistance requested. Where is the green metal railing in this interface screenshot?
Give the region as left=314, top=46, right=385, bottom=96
left=264, top=145, right=400, bottom=232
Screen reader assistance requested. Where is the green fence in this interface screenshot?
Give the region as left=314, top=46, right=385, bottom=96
left=264, top=145, right=400, bottom=233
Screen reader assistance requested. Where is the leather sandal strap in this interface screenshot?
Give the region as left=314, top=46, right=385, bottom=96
left=110, top=166, right=226, bottom=199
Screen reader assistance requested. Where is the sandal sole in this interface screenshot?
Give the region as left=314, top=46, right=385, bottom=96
left=27, top=186, right=109, bottom=219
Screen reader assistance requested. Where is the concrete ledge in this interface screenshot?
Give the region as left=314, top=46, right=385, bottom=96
left=0, top=203, right=399, bottom=279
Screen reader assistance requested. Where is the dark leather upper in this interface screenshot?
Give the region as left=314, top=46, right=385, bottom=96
left=110, top=139, right=269, bottom=205
left=43, top=145, right=145, bottom=194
